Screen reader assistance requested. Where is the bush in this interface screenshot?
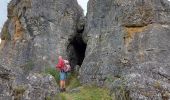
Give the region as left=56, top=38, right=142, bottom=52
left=45, top=67, right=60, bottom=83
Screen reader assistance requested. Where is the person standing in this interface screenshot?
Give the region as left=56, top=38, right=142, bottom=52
left=56, top=56, right=67, bottom=92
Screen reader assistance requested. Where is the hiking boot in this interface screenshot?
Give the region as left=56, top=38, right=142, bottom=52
left=60, top=88, right=66, bottom=92
left=63, top=88, right=66, bottom=92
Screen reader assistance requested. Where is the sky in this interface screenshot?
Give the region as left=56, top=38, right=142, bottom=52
left=0, top=0, right=11, bottom=31
left=77, top=0, right=88, bottom=15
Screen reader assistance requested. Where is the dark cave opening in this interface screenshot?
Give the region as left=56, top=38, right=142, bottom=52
left=67, top=33, right=87, bottom=69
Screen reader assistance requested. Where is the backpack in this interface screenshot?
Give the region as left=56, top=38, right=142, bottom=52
left=63, top=60, right=71, bottom=72
left=56, top=56, right=65, bottom=71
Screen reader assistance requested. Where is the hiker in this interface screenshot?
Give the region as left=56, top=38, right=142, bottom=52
left=56, top=56, right=71, bottom=92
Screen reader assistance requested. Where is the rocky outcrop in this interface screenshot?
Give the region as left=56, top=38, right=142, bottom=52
left=0, top=0, right=83, bottom=99
left=21, top=73, right=59, bottom=100
left=0, top=0, right=83, bottom=72
left=79, top=0, right=170, bottom=99
left=0, top=65, right=59, bottom=100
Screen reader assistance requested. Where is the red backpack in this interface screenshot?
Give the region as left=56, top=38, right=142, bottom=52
left=56, top=56, right=65, bottom=71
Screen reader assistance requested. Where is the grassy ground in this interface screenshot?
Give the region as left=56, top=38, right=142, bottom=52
left=66, top=73, right=81, bottom=89
left=44, top=67, right=113, bottom=100
left=59, top=75, right=112, bottom=100
left=59, top=85, right=112, bottom=100
left=44, top=67, right=80, bottom=88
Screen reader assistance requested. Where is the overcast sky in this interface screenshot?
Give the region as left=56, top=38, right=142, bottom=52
left=0, top=0, right=89, bottom=32
left=0, top=0, right=11, bottom=31
left=77, top=0, right=88, bottom=14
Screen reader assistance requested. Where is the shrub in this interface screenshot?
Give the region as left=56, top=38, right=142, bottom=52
left=45, top=67, right=60, bottom=83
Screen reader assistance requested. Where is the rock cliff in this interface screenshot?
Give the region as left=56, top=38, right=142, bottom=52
left=80, top=0, right=170, bottom=99
left=0, top=0, right=170, bottom=99
left=0, top=0, right=83, bottom=99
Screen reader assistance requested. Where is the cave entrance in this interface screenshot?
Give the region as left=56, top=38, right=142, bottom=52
left=67, top=33, right=87, bottom=70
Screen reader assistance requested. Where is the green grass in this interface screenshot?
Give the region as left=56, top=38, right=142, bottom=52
left=66, top=73, right=81, bottom=89
left=59, top=85, right=112, bottom=100
left=45, top=67, right=60, bottom=83
left=44, top=69, right=113, bottom=100
left=44, top=67, right=81, bottom=89
left=44, top=68, right=112, bottom=100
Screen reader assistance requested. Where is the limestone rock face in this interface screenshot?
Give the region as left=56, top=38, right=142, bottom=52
left=79, top=0, right=170, bottom=99
left=0, top=0, right=83, bottom=99
left=0, top=0, right=83, bottom=81
left=0, top=0, right=83, bottom=72
left=22, top=73, right=59, bottom=100
left=0, top=66, right=59, bottom=100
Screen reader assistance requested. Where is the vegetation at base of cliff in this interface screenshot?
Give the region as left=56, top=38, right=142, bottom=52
left=113, top=78, right=130, bottom=100
left=44, top=68, right=112, bottom=100
left=13, top=85, right=26, bottom=100
left=58, top=85, right=112, bottom=100
left=44, top=67, right=80, bottom=88
left=116, top=83, right=130, bottom=100
left=66, top=73, right=81, bottom=89
left=44, top=67, right=60, bottom=83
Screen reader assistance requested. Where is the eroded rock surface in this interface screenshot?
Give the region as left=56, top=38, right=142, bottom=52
left=23, top=73, right=59, bottom=100
left=79, top=0, right=170, bottom=99
left=0, top=0, right=83, bottom=99
left=0, top=65, right=13, bottom=100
